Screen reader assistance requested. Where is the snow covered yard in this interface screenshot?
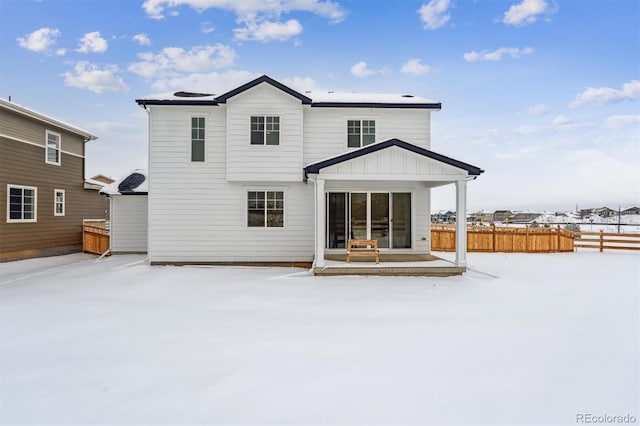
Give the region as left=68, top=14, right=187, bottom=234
left=1, top=252, right=638, bottom=425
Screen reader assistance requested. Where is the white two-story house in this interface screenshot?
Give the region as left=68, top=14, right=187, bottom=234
left=136, top=75, right=482, bottom=273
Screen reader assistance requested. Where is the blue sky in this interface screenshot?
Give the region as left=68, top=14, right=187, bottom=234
left=1, top=0, right=638, bottom=211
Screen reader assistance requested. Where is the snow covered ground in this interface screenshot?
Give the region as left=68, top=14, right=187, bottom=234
left=1, top=252, right=638, bottom=425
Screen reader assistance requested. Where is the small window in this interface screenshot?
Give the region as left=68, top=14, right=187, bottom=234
left=54, top=189, right=65, bottom=216
left=247, top=191, right=284, bottom=227
left=46, top=130, right=61, bottom=165
left=191, top=117, right=205, bottom=162
left=7, top=185, right=37, bottom=223
left=251, top=116, right=279, bottom=145
left=347, top=120, right=375, bottom=148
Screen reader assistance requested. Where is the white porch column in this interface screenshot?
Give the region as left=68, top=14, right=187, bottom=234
left=315, top=177, right=326, bottom=268
left=455, top=179, right=467, bottom=267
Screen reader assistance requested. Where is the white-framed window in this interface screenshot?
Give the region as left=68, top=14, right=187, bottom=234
left=247, top=191, right=284, bottom=227
left=347, top=119, right=375, bottom=148
left=46, top=130, right=61, bottom=165
left=191, top=117, right=205, bottom=162
left=54, top=189, right=65, bottom=216
left=250, top=116, right=280, bottom=145
left=7, top=184, right=37, bottom=223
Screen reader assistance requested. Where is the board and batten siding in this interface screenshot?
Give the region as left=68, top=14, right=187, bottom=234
left=110, top=196, right=148, bottom=252
left=303, top=107, right=432, bottom=165
left=147, top=104, right=314, bottom=262
left=226, top=84, right=303, bottom=182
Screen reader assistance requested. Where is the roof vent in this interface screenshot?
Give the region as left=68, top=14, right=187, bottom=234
left=173, top=91, right=214, bottom=98
left=401, top=94, right=414, bottom=98
left=118, top=173, right=146, bottom=193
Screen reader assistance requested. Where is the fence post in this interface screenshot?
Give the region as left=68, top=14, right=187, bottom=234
left=525, top=225, right=529, bottom=253
left=557, top=225, right=561, bottom=252
left=599, top=230, right=604, bottom=252
left=492, top=223, right=496, bottom=252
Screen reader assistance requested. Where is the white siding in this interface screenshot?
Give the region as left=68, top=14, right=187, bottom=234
left=320, top=146, right=468, bottom=179
left=226, top=84, right=303, bottom=182
left=303, top=107, right=432, bottom=165
left=147, top=104, right=314, bottom=263
left=110, top=196, right=148, bottom=252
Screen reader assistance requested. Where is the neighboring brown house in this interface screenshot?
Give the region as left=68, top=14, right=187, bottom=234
left=0, top=99, right=108, bottom=261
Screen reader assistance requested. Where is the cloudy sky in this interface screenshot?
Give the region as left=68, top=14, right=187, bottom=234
left=1, top=0, right=638, bottom=212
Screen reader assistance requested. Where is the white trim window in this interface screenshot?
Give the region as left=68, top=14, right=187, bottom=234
left=191, top=117, right=205, bottom=162
left=46, top=130, right=61, bottom=165
left=347, top=119, right=375, bottom=148
left=7, top=184, right=37, bottom=223
left=54, top=189, right=65, bottom=216
left=247, top=191, right=284, bottom=227
left=250, top=116, right=280, bottom=145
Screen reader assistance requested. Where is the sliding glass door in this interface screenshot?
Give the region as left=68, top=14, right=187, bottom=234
left=326, top=192, right=411, bottom=250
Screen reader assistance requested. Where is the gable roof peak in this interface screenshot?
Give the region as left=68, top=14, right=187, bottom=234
left=214, top=74, right=312, bottom=105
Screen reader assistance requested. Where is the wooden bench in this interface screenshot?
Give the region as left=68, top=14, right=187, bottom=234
left=346, top=239, right=380, bottom=264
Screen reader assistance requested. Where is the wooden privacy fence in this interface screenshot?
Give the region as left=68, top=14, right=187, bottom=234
left=574, top=230, right=640, bottom=252
left=83, top=220, right=110, bottom=255
left=431, top=224, right=575, bottom=253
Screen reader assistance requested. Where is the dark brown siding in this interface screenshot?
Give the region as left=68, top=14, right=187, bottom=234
left=0, top=138, right=108, bottom=261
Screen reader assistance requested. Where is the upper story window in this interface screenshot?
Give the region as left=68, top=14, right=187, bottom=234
left=7, top=184, right=37, bottom=223
left=251, top=116, right=280, bottom=145
left=54, top=189, right=65, bottom=216
left=191, top=117, right=205, bottom=162
left=347, top=120, right=375, bottom=148
left=46, top=130, right=61, bottom=165
left=247, top=191, right=284, bottom=227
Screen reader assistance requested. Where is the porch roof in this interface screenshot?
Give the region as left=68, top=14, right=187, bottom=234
left=303, top=138, right=484, bottom=180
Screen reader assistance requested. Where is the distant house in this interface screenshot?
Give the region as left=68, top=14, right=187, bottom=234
left=0, top=99, right=107, bottom=261
left=508, top=212, right=542, bottom=224
left=493, top=210, right=513, bottom=223
left=622, top=206, right=640, bottom=215
left=431, top=210, right=456, bottom=223
left=89, top=174, right=115, bottom=185
left=99, top=170, right=148, bottom=253
left=579, top=207, right=618, bottom=218
left=468, top=210, right=493, bottom=224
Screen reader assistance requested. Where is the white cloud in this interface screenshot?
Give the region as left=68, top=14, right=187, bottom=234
left=55, top=48, right=66, bottom=56
left=514, top=124, right=537, bottom=135
left=17, top=27, right=61, bottom=53
left=553, top=115, right=572, bottom=126
left=401, top=58, right=431, bottom=75
left=283, top=76, right=320, bottom=93
left=133, top=33, right=151, bottom=46
left=463, top=47, right=533, bottom=62
left=418, top=0, right=450, bottom=30
left=141, top=0, right=346, bottom=23
left=234, top=19, right=302, bottom=42
left=605, top=114, right=640, bottom=129
left=503, top=0, right=551, bottom=26
left=569, top=80, right=640, bottom=108
left=496, top=145, right=541, bottom=160
left=525, top=103, right=550, bottom=116
left=201, top=21, right=215, bottom=33
left=128, top=44, right=236, bottom=78
left=77, top=31, right=108, bottom=53
left=350, top=61, right=378, bottom=78
left=150, top=69, right=259, bottom=95
left=63, top=62, right=129, bottom=94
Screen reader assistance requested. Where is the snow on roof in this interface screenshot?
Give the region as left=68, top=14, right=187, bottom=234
left=306, top=91, right=437, bottom=104
left=135, top=75, right=439, bottom=106
left=0, top=99, right=97, bottom=141
left=100, top=169, right=148, bottom=196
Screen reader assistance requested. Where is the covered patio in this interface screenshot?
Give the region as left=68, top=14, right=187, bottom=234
left=304, top=139, right=483, bottom=276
